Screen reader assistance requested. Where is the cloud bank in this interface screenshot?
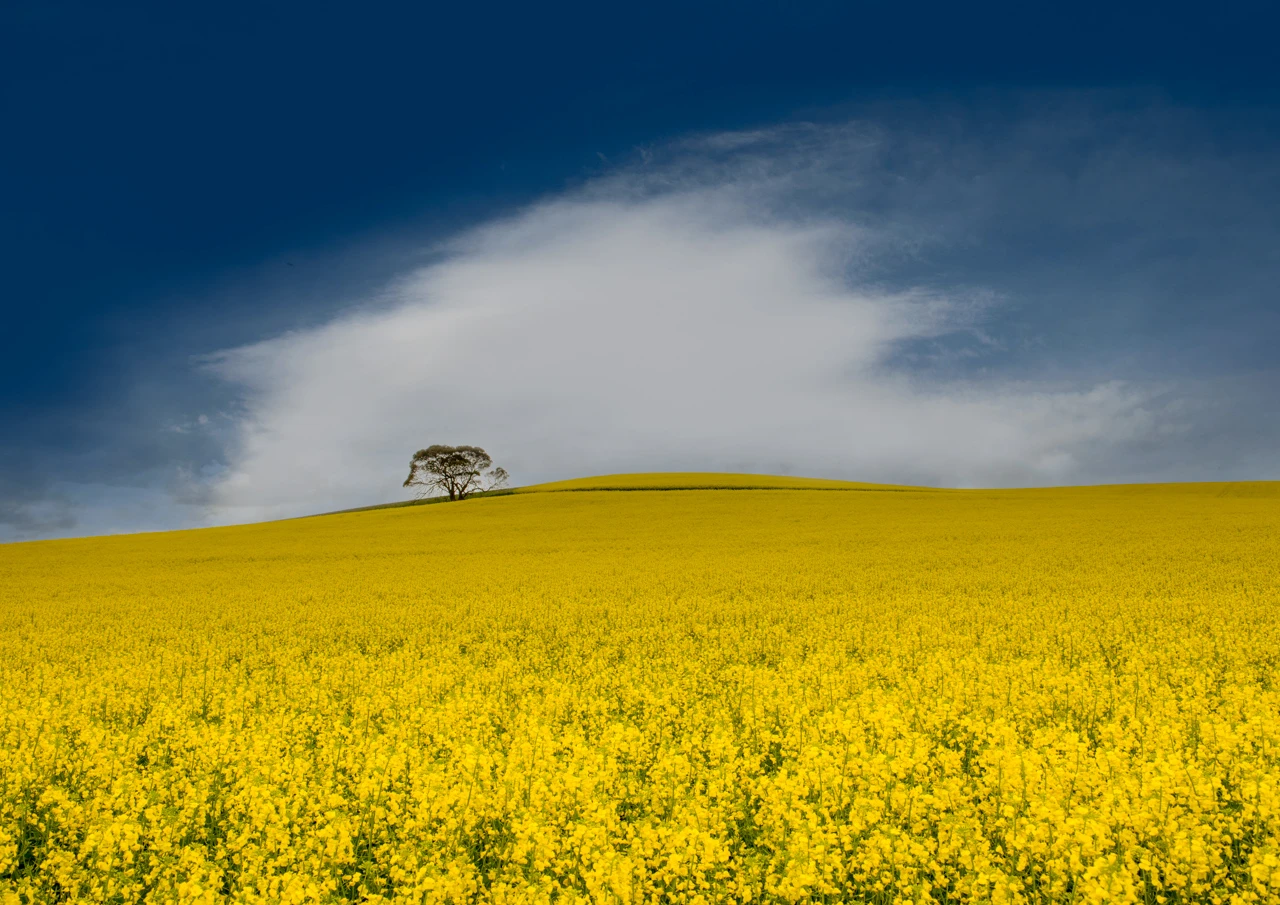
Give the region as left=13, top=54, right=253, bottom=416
left=202, top=132, right=1189, bottom=523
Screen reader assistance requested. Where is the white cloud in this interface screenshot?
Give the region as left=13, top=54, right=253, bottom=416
left=203, top=175, right=1168, bottom=524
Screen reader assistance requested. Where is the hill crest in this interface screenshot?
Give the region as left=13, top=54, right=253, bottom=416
left=518, top=472, right=932, bottom=493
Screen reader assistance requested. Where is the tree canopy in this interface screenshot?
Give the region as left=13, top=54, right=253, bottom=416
left=403, top=445, right=509, bottom=501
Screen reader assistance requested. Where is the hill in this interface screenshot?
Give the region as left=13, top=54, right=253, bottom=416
left=518, top=471, right=935, bottom=492
left=1, top=477, right=1278, bottom=902
left=315, top=472, right=932, bottom=517
left=319, top=473, right=1278, bottom=519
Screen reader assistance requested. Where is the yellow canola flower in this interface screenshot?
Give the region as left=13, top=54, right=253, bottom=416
left=1, top=478, right=1278, bottom=903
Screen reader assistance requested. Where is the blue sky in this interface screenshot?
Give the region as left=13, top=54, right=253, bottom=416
left=2, top=1, right=1278, bottom=539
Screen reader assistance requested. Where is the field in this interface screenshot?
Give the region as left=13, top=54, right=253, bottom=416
left=517, top=473, right=928, bottom=492
left=2, top=475, right=1279, bottom=904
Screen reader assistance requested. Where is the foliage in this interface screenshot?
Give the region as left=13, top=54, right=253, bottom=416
left=403, top=446, right=508, bottom=501
left=1, top=480, right=1278, bottom=904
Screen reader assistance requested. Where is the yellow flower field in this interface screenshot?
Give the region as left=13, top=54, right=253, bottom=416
left=2, top=476, right=1279, bottom=904
left=518, top=473, right=929, bottom=492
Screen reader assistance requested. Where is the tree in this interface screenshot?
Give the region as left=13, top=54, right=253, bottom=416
left=403, top=445, right=509, bottom=501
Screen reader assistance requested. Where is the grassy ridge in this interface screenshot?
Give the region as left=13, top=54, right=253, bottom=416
left=317, top=473, right=1278, bottom=521
left=312, top=488, right=517, bottom=517
left=306, top=473, right=931, bottom=519
left=518, top=471, right=936, bottom=492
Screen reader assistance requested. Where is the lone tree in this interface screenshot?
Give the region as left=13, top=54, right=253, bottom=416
left=403, top=445, right=509, bottom=501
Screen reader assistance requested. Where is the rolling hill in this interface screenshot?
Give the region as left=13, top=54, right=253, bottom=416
left=2, top=475, right=1278, bottom=902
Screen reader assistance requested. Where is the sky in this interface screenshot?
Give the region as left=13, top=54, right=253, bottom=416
left=2, top=1, right=1278, bottom=540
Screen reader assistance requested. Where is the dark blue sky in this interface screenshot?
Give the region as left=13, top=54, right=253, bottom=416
left=3, top=1, right=1279, bottom=538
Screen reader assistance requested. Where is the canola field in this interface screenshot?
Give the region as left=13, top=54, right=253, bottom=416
left=2, top=476, right=1279, bottom=904
left=518, top=473, right=925, bottom=492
